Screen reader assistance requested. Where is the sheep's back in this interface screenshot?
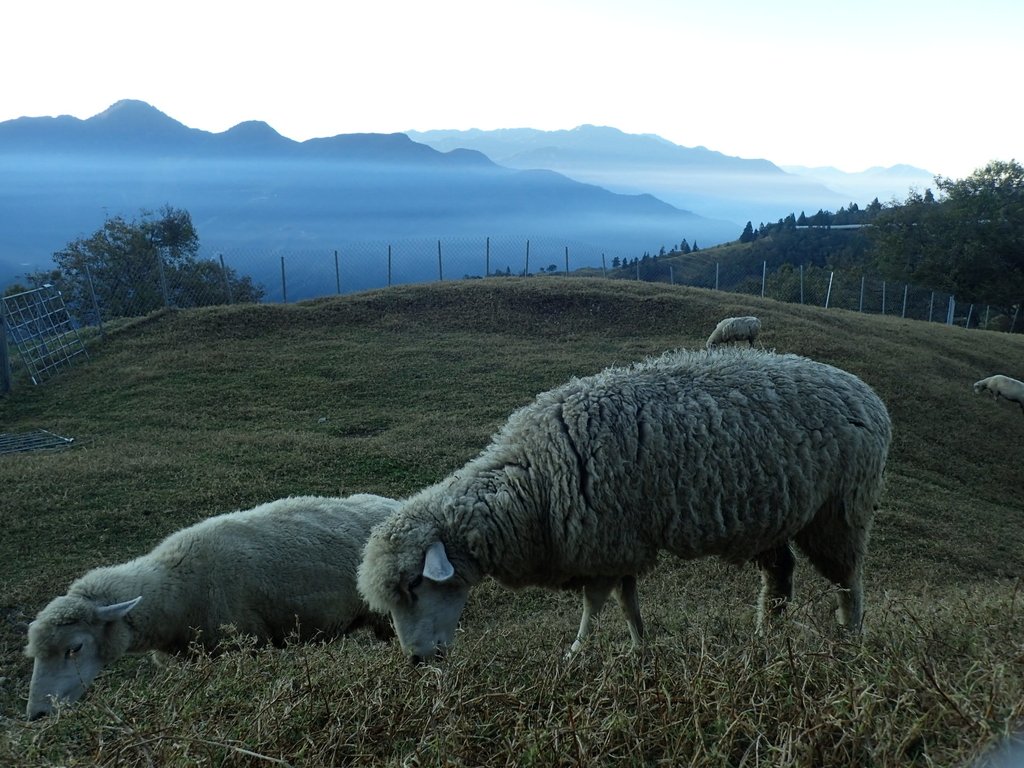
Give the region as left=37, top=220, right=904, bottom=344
left=145, top=495, right=398, bottom=642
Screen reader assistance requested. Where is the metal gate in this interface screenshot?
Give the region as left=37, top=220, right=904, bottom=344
left=1, top=284, right=89, bottom=387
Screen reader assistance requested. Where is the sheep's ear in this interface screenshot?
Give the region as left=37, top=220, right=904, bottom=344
left=423, top=541, right=455, bottom=583
left=95, top=596, right=143, bottom=622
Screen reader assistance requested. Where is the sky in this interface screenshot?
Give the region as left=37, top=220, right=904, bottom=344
left=2, top=0, right=1020, bottom=180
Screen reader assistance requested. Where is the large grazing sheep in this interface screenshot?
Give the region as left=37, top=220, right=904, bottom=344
left=25, top=494, right=399, bottom=720
left=706, top=315, right=762, bottom=349
left=358, top=348, right=891, bottom=662
left=973, top=374, right=1024, bottom=415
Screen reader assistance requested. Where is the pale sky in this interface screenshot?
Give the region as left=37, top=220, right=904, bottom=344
left=3, top=0, right=1020, bottom=179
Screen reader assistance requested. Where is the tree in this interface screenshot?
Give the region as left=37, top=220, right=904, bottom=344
left=35, top=206, right=262, bottom=321
left=739, top=221, right=755, bottom=243
left=871, top=160, right=1024, bottom=310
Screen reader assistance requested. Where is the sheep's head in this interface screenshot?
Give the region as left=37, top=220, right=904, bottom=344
left=24, top=594, right=141, bottom=720
left=358, top=526, right=470, bottom=664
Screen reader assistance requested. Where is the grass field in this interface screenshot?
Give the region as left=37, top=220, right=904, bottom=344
left=1, top=277, right=1022, bottom=766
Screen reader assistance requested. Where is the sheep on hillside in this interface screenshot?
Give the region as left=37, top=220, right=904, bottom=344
left=358, top=348, right=892, bottom=662
left=706, top=316, right=762, bottom=349
left=973, top=374, right=1024, bottom=415
left=24, top=494, right=399, bottom=720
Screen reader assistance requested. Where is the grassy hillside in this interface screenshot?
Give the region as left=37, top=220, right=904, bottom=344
left=1, top=277, right=1022, bottom=766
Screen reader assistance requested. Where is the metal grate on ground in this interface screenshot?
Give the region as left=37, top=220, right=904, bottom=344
left=0, top=429, right=75, bottom=456
left=1, top=284, right=89, bottom=384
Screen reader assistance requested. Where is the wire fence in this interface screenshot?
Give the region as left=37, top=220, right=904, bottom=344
left=2, top=234, right=1019, bottom=390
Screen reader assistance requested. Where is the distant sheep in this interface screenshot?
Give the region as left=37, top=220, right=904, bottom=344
left=706, top=316, right=762, bottom=349
left=973, top=374, right=1024, bottom=415
left=358, top=348, right=891, bottom=662
left=25, top=494, right=399, bottom=720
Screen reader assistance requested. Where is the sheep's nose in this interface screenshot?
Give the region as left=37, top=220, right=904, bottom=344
left=409, top=645, right=447, bottom=666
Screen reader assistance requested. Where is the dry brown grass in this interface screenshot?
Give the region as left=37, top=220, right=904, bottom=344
left=2, top=277, right=1023, bottom=766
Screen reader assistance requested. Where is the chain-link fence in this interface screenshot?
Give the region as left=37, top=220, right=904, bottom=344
left=634, top=251, right=1019, bottom=331
left=207, top=240, right=1020, bottom=333
left=3, top=234, right=1018, bottom=390
left=213, top=236, right=621, bottom=302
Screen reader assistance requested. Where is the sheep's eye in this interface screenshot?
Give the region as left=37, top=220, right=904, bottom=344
left=65, top=643, right=83, bottom=660
left=408, top=574, right=423, bottom=591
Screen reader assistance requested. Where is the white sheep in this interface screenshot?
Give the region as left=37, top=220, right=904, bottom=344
left=358, top=348, right=891, bottom=662
left=706, top=315, right=761, bottom=349
left=24, top=493, right=399, bottom=720
left=973, top=374, right=1024, bottom=415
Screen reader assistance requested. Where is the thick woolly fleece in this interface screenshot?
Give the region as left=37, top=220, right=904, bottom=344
left=359, top=348, right=890, bottom=617
left=27, top=494, right=400, bottom=660
left=706, top=316, right=761, bottom=348
left=973, top=374, right=1024, bottom=414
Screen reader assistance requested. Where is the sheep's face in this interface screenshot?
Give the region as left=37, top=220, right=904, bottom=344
left=388, top=541, right=469, bottom=662
left=25, top=626, right=104, bottom=720
left=24, top=595, right=141, bottom=720
left=391, top=581, right=470, bottom=663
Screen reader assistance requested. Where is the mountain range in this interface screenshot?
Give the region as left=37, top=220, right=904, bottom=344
left=408, top=127, right=935, bottom=224
left=0, top=101, right=734, bottom=289
left=0, top=100, right=934, bottom=291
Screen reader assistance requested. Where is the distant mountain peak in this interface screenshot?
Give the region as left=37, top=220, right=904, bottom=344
left=90, top=99, right=181, bottom=125
left=84, top=99, right=197, bottom=148
left=224, top=120, right=285, bottom=139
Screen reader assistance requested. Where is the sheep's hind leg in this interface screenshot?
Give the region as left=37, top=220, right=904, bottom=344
left=795, top=500, right=867, bottom=632
left=754, top=542, right=795, bottom=630
left=613, top=575, right=644, bottom=649
left=567, top=578, right=617, bottom=657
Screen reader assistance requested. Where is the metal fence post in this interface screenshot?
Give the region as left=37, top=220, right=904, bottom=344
left=334, top=250, right=341, bottom=294
left=761, top=261, right=766, bottom=298
left=715, top=262, right=720, bottom=291
left=670, top=265, right=674, bottom=285
left=280, top=256, right=288, bottom=303
left=485, top=237, right=490, bottom=278
left=601, top=253, right=606, bottom=278
left=928, top=291, right=935, bottom=322
left=0, top=304, right=11, bottom=394
left=219, top=254, right=233, bottom=305
left=437, top=240, right=443, bottom=281
left=156, top=245, right=170, bottom=307
left=387, top=245, right=392, bottom=286
left=564, top=246, right=569, bottom=276
left=799, top=264, right=804, bottom=304
left=859, top=275, right=865, bottom=312
left=901, top=284, right=908, bottom=318
left=824, top=271, right=834, bottom=308
left=946, top=296, right=955, bottom=325
left=83, top=263, right=105, bottom=338
left=525, top=240, right=530, bottom=276
left=882, top=281, right=886, bottom=315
